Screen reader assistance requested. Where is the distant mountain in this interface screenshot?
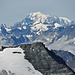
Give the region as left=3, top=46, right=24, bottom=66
left=52, top=49, right=75, bottom=72
left=0, top=12, right=75, bottom=55
left=10, top=12, right=71, bottom=36
left=0, top=42, right=75, bottom=75
left=47, top=22, right=75, bottom=55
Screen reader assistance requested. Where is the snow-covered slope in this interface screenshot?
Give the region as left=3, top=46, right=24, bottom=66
left=0, top=47, right=42, bottom=75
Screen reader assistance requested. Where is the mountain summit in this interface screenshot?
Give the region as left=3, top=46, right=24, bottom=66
left=26, top=12, right=71, bottom=27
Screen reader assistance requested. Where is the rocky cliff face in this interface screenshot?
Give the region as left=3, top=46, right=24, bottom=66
left=19, top=42, right=75, bottom=75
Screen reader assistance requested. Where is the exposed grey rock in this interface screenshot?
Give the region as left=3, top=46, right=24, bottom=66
left=52, top=49, right=75, bottom=72
left=19, top=42, right=75, bottom=75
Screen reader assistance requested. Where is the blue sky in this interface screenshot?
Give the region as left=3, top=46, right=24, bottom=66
left=0, top=0, right=75, bottom=26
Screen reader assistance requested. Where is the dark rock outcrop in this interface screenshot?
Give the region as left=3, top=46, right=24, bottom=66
left=19, top=42, right=75, bottom=75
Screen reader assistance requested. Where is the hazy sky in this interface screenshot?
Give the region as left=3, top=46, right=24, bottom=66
left=0, top=0, right=75, bottom=26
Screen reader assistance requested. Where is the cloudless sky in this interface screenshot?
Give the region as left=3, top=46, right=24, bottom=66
left=0, top=0, right=75, bottom=26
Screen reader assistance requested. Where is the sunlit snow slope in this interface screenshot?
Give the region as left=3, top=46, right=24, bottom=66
left=0, top=47, right=42, bottom=75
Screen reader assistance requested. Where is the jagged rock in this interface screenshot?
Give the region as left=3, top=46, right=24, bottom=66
left=19, top=42, right=75, bottom=75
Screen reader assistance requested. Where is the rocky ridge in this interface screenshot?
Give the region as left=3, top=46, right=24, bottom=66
left=19, top=42, right=75, bottom=75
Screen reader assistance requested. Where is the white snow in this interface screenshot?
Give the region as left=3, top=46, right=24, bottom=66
left=31, top=23, right=49, bottom=33
left=71, top=26, right=74, bottom=28
left=16, top=36, right=19, bottom=39
left=23, top=26, right=26, bottom=29
left=59, top=17, right=71, bottom=23
left=36, top=31, right=40, bottom=35
left=18, top=27, right=21, bottom=30
left=0, top=47, right=42, bottom=75
left=26, top=12, right=71, bottom=29
left=26, top=35, right=33, bottom=38
left=5, top=28, right=11, bottom=32
left=54, top=23, right=62, bottom=29
left=0, top=29, right=1, bottom=32
left=33, top=21, right=40, bottom=25
left=27, top=12, right=48, bottom=23
left=21, top=22, right=25, bottom=25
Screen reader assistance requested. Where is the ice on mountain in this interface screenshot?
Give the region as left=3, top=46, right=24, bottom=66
left=23, top=26, right=26, bottom=29
left=59, top=17, right=71, bottom=23
left=18, top=27, right=22, bottom=30
left=31, top=23, right=49, bottom=32
left=26, top=35, right=33, bottom=38
left=54, top=23, right=62, bottom=29
left=71, top=26, right=74, bottom=28
left=5, top=28, right=11, bottom=32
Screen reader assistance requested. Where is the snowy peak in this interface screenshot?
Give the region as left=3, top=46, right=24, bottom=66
left=25, top=12, right=71, bottom=27
left=25, top=12, right=47, bottom=24
left=27, top=12, right=47, bottom=20
left=59, top=17, right=71, bottom=23
left=13, top=12, right=71, bottom=31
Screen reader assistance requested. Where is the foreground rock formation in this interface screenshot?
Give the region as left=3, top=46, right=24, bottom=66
left=19, top=42, right=75, bottom=75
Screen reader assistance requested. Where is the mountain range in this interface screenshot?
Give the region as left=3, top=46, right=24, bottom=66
left=0, top=12, right=75, bottom=55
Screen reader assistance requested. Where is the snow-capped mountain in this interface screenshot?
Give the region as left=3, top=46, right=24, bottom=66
left=47, top=23, right=75, bottom=55
left=0, top=12, right=75, bottom=55
left=26, top=12, right=70, bottom=27
left=0, top=12, right=75, bottom=74
left=10, top=12, right=70, bottom=36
